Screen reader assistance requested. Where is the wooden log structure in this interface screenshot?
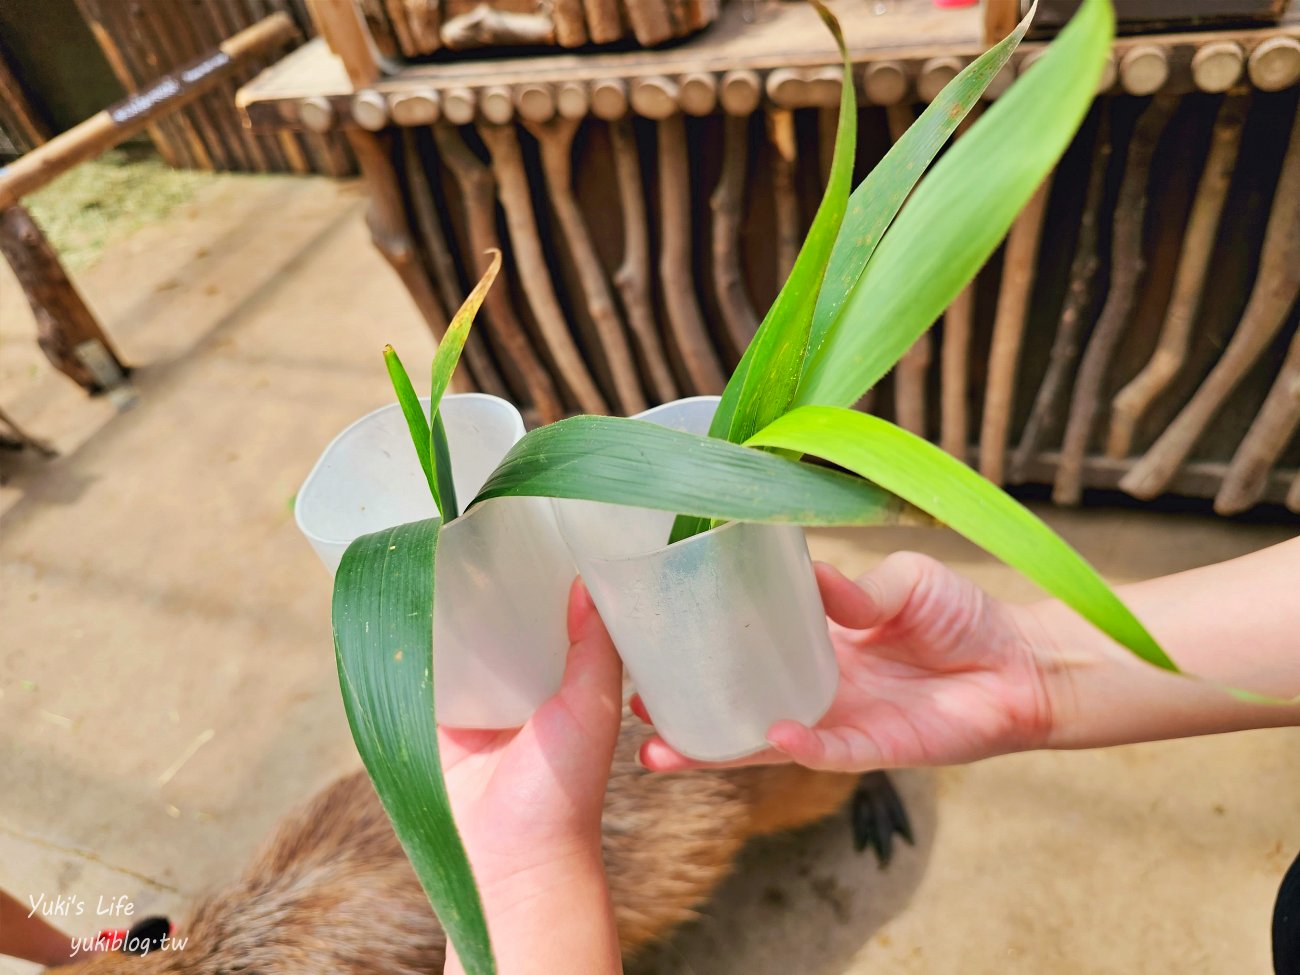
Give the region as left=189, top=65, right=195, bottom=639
left=1121, top=104, right=1300, bottom=501
left=1054, top=94, right=1179, bottom=506
left=1, top=13, right=300, bottom=397
left=236, top=0, right=1300, bottom=513
left=75, top=0, right=347, bottom=175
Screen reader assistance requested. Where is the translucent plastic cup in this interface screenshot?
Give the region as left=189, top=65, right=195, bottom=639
left=295, top=394, right=575, bottom=728
left=553, top=397, right=839, bottom=762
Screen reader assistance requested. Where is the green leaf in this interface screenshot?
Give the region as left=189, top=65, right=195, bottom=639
left=384, top=344, right=438, bottom=511
left=428, top=249, right=501, bottom=522
left=748, top=406, right=1178, bottom=672
left=333, top=519, right=495, bottom=974
left=710, top=0, right=855, bottom=447
left=798, top=0, right=1113, bottom=407
left=671, top=0, right=855, bottom=545
left=432, top=411, right=459, bottom=521
left=804, top=2, right=1038, bottom=367
left=473, top=414, right=912, bottom=528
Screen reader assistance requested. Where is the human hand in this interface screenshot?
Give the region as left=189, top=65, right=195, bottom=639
left=636, top=552, right=1058, bottom=774
left=439, top=579, right=623, bottom=974
left=440, top=577, right=622, bottom=885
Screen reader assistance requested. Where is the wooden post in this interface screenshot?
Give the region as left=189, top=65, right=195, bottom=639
left=306, top=0, right=381, bottom=86
left=1214, top=326, right=1300, bottom=515
left=431, top=122, right=563, bottom=422
left=610, top=118, right=679, bottom=404
left=77, top=0, right=191, bottom=169
left=712, top=112, right=760, bottom=364
left=0, top=46, right=50, bottom=148
left=978, top=174, right=1053, bottom=484
left=657, top=113, right=725, bottom=394
left=345, top=129, right=472, bottom=394
left=1106, top=94, right=1248, bottom=459
left=1054, top=95, right=1178, bottom=506
left=400, top=130, right=507, bottom=398
left=0, top=205, right=127, bottom=392
left=885, top=103, right=932, bottom=438
left=1121, top=106, right=1300, bottom=501
left=1011, top=108, right=1112, bottom=481
left=983, top=0, right=1022, bottom=45
left=767, top=108, right=800, bottom=285
left=478, top=123, right=609, bottom=414
left=938, top=111, right=980, bottom=462
left=525, top=116, right=648, bottom=414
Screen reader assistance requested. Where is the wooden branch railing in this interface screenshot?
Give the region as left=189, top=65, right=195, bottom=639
left=0, top=13, right=299, bottom=400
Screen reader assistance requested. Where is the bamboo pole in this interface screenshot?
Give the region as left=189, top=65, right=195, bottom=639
left=1121, top=106, right=1300, bottom=501
left=657, top=113, right=726, bottom=394
left=525, top=116, right=648, bottom=414
left=978, top=174, right=1053, bottom=483
left=610, top=118, right=679, bottom=404
left=431, top=122, right=563, bottom=422
left=1214, top=326, right=1300, bottom=515
left=0, top=205, right=127, bottom=392
left=0, top=13, right=297, bottom=208
left=1054, top=95, right=1178, bottom=506
left=1106, top=94, right=1249, bottom=459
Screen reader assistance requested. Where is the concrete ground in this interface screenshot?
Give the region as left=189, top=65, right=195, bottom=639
left=2, top=176, right=1296, bottom=975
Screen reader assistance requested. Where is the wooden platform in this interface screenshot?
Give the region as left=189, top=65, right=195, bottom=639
left=239, top=0, right=1300, bottom=129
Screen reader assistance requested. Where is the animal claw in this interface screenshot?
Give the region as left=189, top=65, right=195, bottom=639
left=850, top=771, right=914, bottom=868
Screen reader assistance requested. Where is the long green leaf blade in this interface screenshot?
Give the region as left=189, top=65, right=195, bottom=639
left=669, top=0, right=856, bottom=545
left=432, top=410, right=459, bottom=521
left=430, top=250, right=502, bottom=412
left=748, top=406, right=1177, bottom=672
left=428, top=250, right=501, bottom=521
left=384, top=344, right=439, bottom=512
left=473, top=415, right=912, bottom=528
left=710, top=0, right=855, bottom=447
left=798, top=0, right=1113, bottom=406
left=333, top=519, right=495, bottom=973
left=804, top=2, right=1038, bottom=366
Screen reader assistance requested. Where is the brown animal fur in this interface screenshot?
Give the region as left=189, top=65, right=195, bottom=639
left=47, top=711, right=858, bottom=974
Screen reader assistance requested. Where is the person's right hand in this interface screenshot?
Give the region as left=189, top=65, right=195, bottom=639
left=636, top=552, right=1061, bottom=773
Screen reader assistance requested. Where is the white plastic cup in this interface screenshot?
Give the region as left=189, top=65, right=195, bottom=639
left=295, top=394, right=575, bottom=728
left=553, top=397, right=839, bottom=762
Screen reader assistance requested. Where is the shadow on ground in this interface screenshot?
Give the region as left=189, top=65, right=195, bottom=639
left=630, top=770, right=936, bottom=975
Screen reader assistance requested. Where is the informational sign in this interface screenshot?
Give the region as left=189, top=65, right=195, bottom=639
left=108, top=50, right=233, bottom=126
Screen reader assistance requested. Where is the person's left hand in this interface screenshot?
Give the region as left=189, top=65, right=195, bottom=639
left=438, top=578, right=624, bottom=897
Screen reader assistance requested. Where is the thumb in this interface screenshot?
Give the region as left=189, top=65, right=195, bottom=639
left=556, top=578, right=623, bottom=718
left=816, top=553, right=931, bottom=631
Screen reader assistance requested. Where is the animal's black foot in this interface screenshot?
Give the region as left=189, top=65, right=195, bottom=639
left=851, top=771, right=914, bottom=868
